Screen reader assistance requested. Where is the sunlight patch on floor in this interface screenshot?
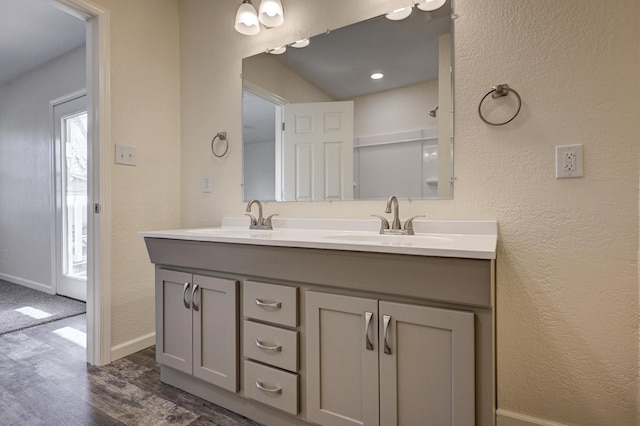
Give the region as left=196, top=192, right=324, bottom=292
left=53, top=326, right=87, bottom=348
left=15, top=306, right=52, bottom=319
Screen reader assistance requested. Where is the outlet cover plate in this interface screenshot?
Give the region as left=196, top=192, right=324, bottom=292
left=556, top=144, right=583, bottom=178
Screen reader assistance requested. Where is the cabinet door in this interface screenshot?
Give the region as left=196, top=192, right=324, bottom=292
left=379, top=302, right=475, bottom=426
left=306, top=291, right=379, bottom=426
left=155, top=269, right=193, bottom=374
left=192, top=275, right=239, bottom=392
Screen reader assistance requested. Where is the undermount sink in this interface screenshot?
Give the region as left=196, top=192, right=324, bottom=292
left=323, top=233, right=454, bottom=245
left=185, top=228, right=274, bottom=238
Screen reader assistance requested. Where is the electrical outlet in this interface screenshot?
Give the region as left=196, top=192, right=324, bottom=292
left=556, top=144, right=583, bottom=178
left=115, top=144, right=137, bottom=166
left=202, top=176, right=212, bottom=193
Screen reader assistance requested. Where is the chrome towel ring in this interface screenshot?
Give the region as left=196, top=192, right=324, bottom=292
left=478, top=84, right=522, bottom=126
left=211, top=132, right=229, bottom=158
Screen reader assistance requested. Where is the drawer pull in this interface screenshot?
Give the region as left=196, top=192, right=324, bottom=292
left=182, top=282, right=191, bottom=309
left=191, top=284, right=200, bottom=311
left=365, top=311, right=374, bottom=351
left=255, top=339, right=282, bottom=352
left=383, top=314, right=392, bottom=355
left=255, top=298, right=282, bottom=309
left=255, top=380, right=282, bottom=394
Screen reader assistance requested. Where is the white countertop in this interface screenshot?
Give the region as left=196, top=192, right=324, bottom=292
left=139, top=217, right=498, bottom=260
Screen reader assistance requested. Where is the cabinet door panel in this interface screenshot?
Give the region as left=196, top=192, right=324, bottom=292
left=379, top=302, right=474, bottom=426
left=306, top=291, right=379, bottom=426
left=155, top=269, right=193, bottom=374
left=193, top=275, right=239, bottom=392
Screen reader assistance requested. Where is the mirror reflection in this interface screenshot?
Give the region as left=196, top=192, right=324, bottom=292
left=242, top=1, right=453, bottom=202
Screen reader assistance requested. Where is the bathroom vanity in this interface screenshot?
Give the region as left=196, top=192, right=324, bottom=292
left=141, top=218, right=497, bottom=426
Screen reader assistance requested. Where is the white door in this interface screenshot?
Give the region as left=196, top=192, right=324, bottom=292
left=282, top=101, right=354, bottom=201
left=54, top=94, right=88, bottom=302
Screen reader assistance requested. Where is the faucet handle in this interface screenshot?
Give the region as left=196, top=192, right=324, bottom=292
left=372, top=215, right=390, bottom=233
left=264, top=214, right=278, bottom=228
left=245, top=213, right=258, bottom=226
left=403, top=215, right=425, bottom=233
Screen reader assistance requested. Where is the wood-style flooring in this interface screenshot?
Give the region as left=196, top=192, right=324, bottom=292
left=0, top=314, right=262, bottom=425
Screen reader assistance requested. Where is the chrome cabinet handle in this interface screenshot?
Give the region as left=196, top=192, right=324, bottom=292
left=255, top=339, right=282, bottom=352
left=383, top=314, right=392, bottom=355
left=191, top=284, right=200, bottom=311
left=255, top=380, right=282, bottom=394
left=365, top=311, right=374, bottom=351
left=255, top=298, right=282, bottom=309
left=182, top=282, right=191, bottom=309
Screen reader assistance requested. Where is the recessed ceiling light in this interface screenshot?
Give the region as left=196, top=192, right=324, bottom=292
left=370, top=72, right=384, bottom=80
left=385, top=6, right=413, bottom=21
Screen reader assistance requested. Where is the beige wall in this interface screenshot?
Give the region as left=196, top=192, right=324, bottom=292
left=93, top=0, right=182, bottom=351
left=180, top=0, right=639, bottom=424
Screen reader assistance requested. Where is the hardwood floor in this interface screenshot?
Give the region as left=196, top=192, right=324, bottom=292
left=0, top=314, right=262, bottom=425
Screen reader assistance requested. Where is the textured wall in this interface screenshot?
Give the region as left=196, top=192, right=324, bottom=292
left=180, top=0, right=639, bottom=424
left=92, top=0, right=182, bottom=350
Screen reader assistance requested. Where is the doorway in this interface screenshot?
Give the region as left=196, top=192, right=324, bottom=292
left=53, top=93, right=88, bottom=302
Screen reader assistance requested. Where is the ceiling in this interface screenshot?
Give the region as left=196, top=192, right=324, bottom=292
left=0, top=0, right=86, bottom=86
left=269, top=4, right=451, bottom=100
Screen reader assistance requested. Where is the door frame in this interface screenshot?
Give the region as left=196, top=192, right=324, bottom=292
left=50, top=0, right=111, bottom=366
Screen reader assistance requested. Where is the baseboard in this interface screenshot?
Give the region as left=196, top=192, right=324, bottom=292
left=0, top=273, right=54, bottom=294
left=110, top=332, right=155, bottom=361
left=497, top=409, right=570, bottom=426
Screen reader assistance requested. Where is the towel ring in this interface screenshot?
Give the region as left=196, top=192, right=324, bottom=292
left=478, top=84, right=522, bottom=126
left=211, top=132, right=229, bottom=158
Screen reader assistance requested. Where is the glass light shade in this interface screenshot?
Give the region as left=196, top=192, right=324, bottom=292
left=291, top=38, right=310, bottom=48
left=385, top=6, right=412, bottom=21
left=269, top=46, right=287, bottom=54
left=417, top=0, right=446, bottom=12
left=235, top=1, right=260, bottom=35
left=259, top=0, right=284, bottom=28
left=370, top=72, right=384, bottom=80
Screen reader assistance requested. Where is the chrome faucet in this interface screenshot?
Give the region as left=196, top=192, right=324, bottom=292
left=386, top=196, right=402, bottom=231
left=245, top=200, right=277, bottom=230
left=373, top=195, right=424, bottom=235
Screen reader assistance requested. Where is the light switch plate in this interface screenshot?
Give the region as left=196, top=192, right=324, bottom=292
left=115, top=144, right=137, bottom=166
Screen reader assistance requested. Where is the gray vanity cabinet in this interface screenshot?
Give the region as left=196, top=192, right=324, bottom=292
left=155, top=269, right=239, bottom=392
left=306, top=291, right=475, bottom=426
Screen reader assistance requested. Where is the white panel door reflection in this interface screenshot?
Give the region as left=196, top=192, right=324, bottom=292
left=282, top=101, right=354, bottom=201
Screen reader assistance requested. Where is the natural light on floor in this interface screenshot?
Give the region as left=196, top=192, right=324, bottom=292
left=53, top=326, right=87, bottom=348
left=15, top=306, right=52, bottom=319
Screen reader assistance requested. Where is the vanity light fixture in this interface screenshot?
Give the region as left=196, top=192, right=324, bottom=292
left=258, top=0, right=284, bottom=28
left=291, top=38, right=310, bottom=48
left=269, top=45, right=287, bottom=54
left=371, top=72, right=384, bottom=80
left=385, top=6, right=413, bottom=20
left=235, top=0, right=260, bottom=35
left=416, top=0, right=446, bottom=12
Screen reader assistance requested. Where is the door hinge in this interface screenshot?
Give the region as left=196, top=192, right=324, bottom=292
left=282, top=122, right=285, bottom=131
left=94, top=203, right=101, bottom=214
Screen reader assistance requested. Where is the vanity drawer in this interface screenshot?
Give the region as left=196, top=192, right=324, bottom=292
left=243, top=360, right=299, bottom=415
left=243, top=281, right=298, bottom=327
left=244, top=320, right=299, bottom=372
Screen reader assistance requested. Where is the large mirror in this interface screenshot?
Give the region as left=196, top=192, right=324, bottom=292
left=242, top=1, right=453, bottom=202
